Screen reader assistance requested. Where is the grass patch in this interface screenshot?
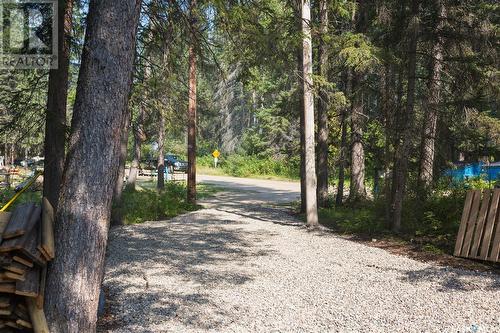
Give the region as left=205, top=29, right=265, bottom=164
left=116, top=181, right=219, bottom=225
left=197, top=154, right=300, bottom=181
left=0, top=188, right=42, bottom=212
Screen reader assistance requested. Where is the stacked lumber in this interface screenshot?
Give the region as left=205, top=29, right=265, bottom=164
left=0, top=198, right=54, bottom=333
left=455, top=189, right=500, bottom=263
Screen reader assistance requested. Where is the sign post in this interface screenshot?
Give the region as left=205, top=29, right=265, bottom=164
left=212, top=150, right=220, bottom=168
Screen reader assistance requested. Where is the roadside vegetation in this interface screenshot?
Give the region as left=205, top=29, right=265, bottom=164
left=197, top=155, right=300, bottom=180
left=317, top=177, right=495, bottom=255
left=112, top=181, right=219, bottom=225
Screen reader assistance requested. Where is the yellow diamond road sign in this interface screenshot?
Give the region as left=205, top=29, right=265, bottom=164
left=212, top=150, right=220, bottom=158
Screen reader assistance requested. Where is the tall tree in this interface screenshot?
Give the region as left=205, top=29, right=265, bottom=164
left=389, top=0, right=420, bottom=231
left=187, top=0, right=198, bottom=204
left=43, top=0, right=73, bottom=210
left=111, top=111, right=131, bottom=226
left=45, top=0, right=141, bottom=331
left=349, top=71, right=367, bottom=202
left=336, top=106, right=348, bottom=206
left=316, top=0, right=329, bottom=207
left=127, top=103, right=146, bottom=190
left=302, top=0, right=319, bottom=227
left=157, top=110, right=166, bottom=190
left=418, top=0, right=446, bottom=191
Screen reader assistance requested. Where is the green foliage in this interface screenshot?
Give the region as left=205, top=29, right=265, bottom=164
left=337, top=32, right=380, bottom=73
left=0, top=188, right=42, bottom=211
left=319, top=177, right=497, bottom=254
left=198, top=153, right=300, bottom=180
left=117, top=182, right=200, bottom=225
left=319, top=204, right=385, bottom=234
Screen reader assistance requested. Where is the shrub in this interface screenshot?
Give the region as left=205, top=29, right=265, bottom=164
left=199, top=153, right=300, bottom=180
left=117, top=182, right=199, bottom=225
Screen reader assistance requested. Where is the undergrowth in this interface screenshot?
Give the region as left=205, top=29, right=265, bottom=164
left=318, top=176, right=496, bottom=255
left=115, top=182, right=217, bottom=225
left=198, top=154, right=300, bottom=180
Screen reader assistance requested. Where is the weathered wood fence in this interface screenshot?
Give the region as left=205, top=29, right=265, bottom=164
left=454, top=189, right=500, bottom=263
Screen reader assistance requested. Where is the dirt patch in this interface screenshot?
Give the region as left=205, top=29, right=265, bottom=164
left=339, top=233, right=500, bottom=274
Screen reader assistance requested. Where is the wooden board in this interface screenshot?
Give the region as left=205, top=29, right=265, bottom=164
left=12, top=256, right=33, bottom=269
left=455, top=189, right=500, bottom=263
left=1, top=215, right=46, bottom=267
left=470, top=190, right=491, bottom=257
left=15, top=319, right=31, bottom=329
left=19, top=222, right=46, bottom=267
left=457, top=190, right=481, bottom=257
left=35, top=267, right=47, bottom=310
left=0, top=206, right=41, bottom=252
left=480, top=189, right=500, bottom=260
left=454, top=190, right=475, bottom=256
left=487, top=190, right=500, bottom=262
left=15, top=265, right=40, bottom=298
left=3, top=272, right=23, bottom=282
left=3, top=262, right=26, bottom=276
left=40, top=198, right=55, bottom=260
left=0, top=284, right=15, bottom=294
left=2, top=204, right=36, bottom=240
left=27, top=298, right=49, bottom=333
left=0, top=213, right=12, bottom=242
left=0, top=296, right=10, bottom=308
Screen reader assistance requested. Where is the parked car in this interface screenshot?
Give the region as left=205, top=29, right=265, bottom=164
left=165, top=154, right=188, bottom=173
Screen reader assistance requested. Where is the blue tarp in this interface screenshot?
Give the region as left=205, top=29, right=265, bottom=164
left=444, top=162, right=500, bottom=182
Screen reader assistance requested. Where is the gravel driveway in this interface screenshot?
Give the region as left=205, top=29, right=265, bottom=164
left=98, top=176, right=500, bottom=333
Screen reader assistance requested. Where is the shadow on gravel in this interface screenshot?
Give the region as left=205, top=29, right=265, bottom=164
left=400, top=267, right=500, bottom=292
left=98, top=210, right=277, bottom=332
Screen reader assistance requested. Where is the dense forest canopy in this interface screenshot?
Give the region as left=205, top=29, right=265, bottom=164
left=0, top=0, right=498, bottom=330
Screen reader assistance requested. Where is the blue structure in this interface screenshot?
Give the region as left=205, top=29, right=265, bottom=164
left=445, top=162, right=500, bottom=182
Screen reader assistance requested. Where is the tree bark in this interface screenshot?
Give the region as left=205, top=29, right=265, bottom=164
left=349, top=72, right=367, bottom=202
left=316, top=0, right=329, bottom=207
left=336, top=71, right=349, bottom=206
left=336, top=107, right=348, bottom=206
left=302, top=0, right=319, bottom=227
left=390, top=1, right=420, bottom=232
left=111, top=111, right=130, bottom=226
left=43, top=0, right=73, bottom=211
left=157, top=110, right=166, bottom=190
left=187, top=0, right=198, bottom=204
left=418, top=0, right=445, bottom=191
left=127, top=104, right=145, bottom=190
left=45, top=0, right=141, bottom=331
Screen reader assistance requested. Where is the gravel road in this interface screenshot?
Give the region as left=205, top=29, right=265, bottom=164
left=99, top=175, right=500, bottom=333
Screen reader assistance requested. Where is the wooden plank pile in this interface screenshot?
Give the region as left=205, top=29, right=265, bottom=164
left=454, top=189, right=500, bottom=263
left=0, top=198, right=54, bottom=332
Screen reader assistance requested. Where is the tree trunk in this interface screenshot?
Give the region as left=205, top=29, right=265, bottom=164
left=390, top=1, right=420, bottom=232
left=418, top=0, right=445, bottom=191
left=349, top=72, right=367, bottom=202
left=43, top=0, right=73, bottom=211
left=157, top=111, right=166, bottom=190
left=316, top=0, right=329, bottom=207
left=111, top=111, right=130, bottom=226
left=45, top=0, right=141, bottom=331
left=302, top=0, right=319, bottom=227
left=381, top=64, right=395, bottom=222
left=298, top=49, right=306, bottom=213
left=336, top=108, right=348, bottom=206
left=187, top=0, right=198, bottom=204
left=127, top=104, right=145, bottom=190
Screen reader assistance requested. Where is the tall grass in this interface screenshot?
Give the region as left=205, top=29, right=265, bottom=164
left=115, top=182, right=217, bottom=225
left=198, top=154, right=300, bottom=180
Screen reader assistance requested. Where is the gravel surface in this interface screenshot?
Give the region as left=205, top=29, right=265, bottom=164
left=98, top=176, right=500, bottom=333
